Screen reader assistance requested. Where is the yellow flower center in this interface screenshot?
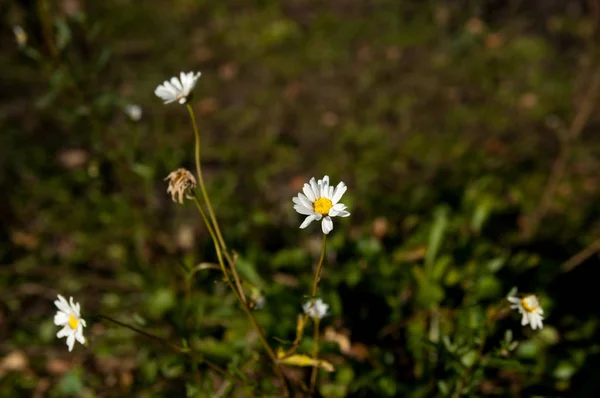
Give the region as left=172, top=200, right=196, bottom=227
left=521, top=295, right=539, bottom=312
left=313, top=197, right=333, bottom=215
left=69, top=315, right=80, bottom=330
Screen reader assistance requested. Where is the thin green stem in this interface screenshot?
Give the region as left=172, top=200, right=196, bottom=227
left=97, top=314, right=180, bottom=351
left=185, top=104, right=290, bottom=395
left=191, top=196, right=230, bottom=283
left=309, top=318, right=321, bottom=394
left=309, top=234, right=328, bottom=309
left=97, top=315, right=238, bottom=382
left=186, top=104, right=231, bottom=260
left=283, top=234, right=328, bottom=358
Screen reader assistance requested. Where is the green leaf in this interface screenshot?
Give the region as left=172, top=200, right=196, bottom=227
left=426, top=206, right=449, bottom=275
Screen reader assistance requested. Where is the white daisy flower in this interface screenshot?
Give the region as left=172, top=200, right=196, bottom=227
left=124, top=104, right=142, bottom=121
left=54, top=295, right=86, bottom=352
left=292, top=175, right=350, bottom=234
left=508, top=293, right=544, bottom=330
left=154, top=71, right=201, bottom=104
left=303, top=298, right=329, bottom=320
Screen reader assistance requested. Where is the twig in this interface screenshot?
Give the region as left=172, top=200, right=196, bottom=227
left=561, top=237, right=600, bottom=273
left=525, top=65, right=600, bottom=239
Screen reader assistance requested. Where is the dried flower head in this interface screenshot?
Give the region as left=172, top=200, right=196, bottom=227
left=54, top=295, right=86, bottom=352
left=508, top=292, right=544, bottom=330
left=154, top=72, right=201, bottom=104
left=165, top=168, right=197, bottom=203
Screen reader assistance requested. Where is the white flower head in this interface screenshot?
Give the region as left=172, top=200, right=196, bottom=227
left=303, top=298, right=329, bottom=320
left=13, top=25, right=27, bottom=48
left=124, top=104, right=142, bottom=121
left=165, top=168, right=197, bottom=204
left=508, top=292, right=544, bottom=330
left=154, top=71, right=201, bottom=104
left=293, top=175, right=350, bottom=234
left=54, top=295, right=86, bottom=352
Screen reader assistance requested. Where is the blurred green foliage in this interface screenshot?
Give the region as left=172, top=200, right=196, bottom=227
left=2, top=0, right=600, bottom=396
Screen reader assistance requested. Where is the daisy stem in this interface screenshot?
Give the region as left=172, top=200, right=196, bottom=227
left=185, top=104, right=237, bottom=277
left=309, top=318, right=321, bottom=394
left=191, top=196, right=230, bottom=283
left=283, top=234, right=328, bottom=358
left=185, top=105, right=290, bottom=395
left=309, top=234, right=328, bottom=310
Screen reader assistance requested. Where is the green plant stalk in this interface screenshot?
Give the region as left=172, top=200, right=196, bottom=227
left=191, top=196, right=230, bottom=283
left=310, top=234, right=328, bottom=306
left=185, top=105, right=234, bottom=262
left=283, top=234, right=328, bottom=358
left=185, top=104, right=290, bottom=396
left=186, top=104, right=246, bottom=303
left=97, top=315, right=240, bottom=382
left=310, top=318, right=321, bottom=394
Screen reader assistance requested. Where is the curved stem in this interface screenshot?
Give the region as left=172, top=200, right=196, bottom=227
left=309, top=318, right=321, bottom=394
left=186, top=104, right=232, bottom=260
left=185, top=104, right=290, bottom=395
left=97, top=315, right=244, bottom=384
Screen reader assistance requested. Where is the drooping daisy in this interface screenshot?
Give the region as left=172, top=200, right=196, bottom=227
left=303, top=298, right=329, bottom=320
left=293, top=176, right=350, bottom=234
left=54, top=295, right=86, bottom=352
left=154, top=71, right=201, bottom=104
left=508, top=292, right=544, bottom=330
left=165, top=168, right=197, bottom=204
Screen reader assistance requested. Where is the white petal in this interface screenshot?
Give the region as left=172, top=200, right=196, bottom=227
left=322, top=216, right=333, bottom=234
left=300, top=215, right=316, bottom=229
left=57, top=325, right=71, bottom=338
left=303, top=184, right=316, bottom=202
left=309, top=178, right=319, bottom=200
left=507, top=296, right=520, bottom=304
left=294, top=204, right=314, bottom=215
left=67, top=334, right=75, bottom=352
left=521, top=314, right=529, bottom=326
left=321, top=176, right=330, bottom=198
left=178, top=97, right=187, bottom=104
left=75, top=326, right=85, bottom=344
left=54, top=312, right=69, bottom=326
left=54, top=295, right=71, bottom=314
left=297, top=193, right=313, bottom=209
left=170, top=76, right=183, bottom=91
left=69, top=297, right=80, bottom=317
left=80, top=318, right=87, bottom=327
left=331, top=182, right=347, bottom=204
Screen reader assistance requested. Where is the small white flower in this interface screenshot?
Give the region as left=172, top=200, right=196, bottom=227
left=13, top=25, right=27, bottom=48
left=165, top=168, right=197, bottom=203
left=292, top=175, right=350, bottom=234
left=154, top=71, right=201, bottom=104
left=54, top=295, right=86, bottom=352
left=303, top=298, right=329, bottom=320
left=508, top=293, right=544, bottom=330
left=124, top=104, right=142, bottom=121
